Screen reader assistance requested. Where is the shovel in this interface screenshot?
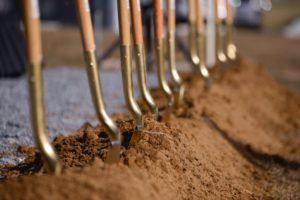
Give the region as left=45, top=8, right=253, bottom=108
left=166, top=0, right=185, bottom=108
left=116, top=0, right=144, bottom=129
left=187, top=0, right=210, bottom=86
left=188, top=0, right=200, bottom=67
left=225, top=0, right=238, bottom=61
left=152, top=0, right=174, bottom=120
left=22, top=0, right=61, bottom=174
left=75, top=0, right=121, bottom=164
left=195, top=0, right=211, bottom=86
left=214, top=0, right=227, bottom=64
left=129, top=0, right=159, bottom=119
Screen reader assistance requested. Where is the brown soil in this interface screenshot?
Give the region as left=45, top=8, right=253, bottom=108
left=0, top=58, right=300, bottom=200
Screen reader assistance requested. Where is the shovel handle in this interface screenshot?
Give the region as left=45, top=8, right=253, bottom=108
left=75, top=0, right=95, bottom=51
left=195, top=0, right=204, bottom=33
left=153, top=0, right=164, bottom=39
left=226, top=0, right=233, bottom=24
left=188, top=0, right=196, bottom=23
left=22, top=0, right=42, bottom=64
left=167, top=0, right=175, bottom=33
left=130, top=0, right=143, bottom=44
left=117, top=0, right=131, bottom=45
left=214, top=0, right=221, bottom=24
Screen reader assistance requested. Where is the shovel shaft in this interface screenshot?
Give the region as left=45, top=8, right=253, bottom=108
left=216, top=23, right=227, bottom=63
left=167, top=0, right=175, bottom=32
left=118, top=0, right=144, bottom=127
left=193, top=0, right=210, bottom=84
left=225, top=0, right=237, bottom=60
left=83, top=50, right=121, bottom=142
left=22, top=0, right=61, bottom=174
left=155, top=38, right=174, bottom=104
left=153, top=0, right=164, bottom=39
left=167, top=0, right=184, bottom=108
left=188, top=0, right=196, bottom=23
left=130, top=0, right=143, bottom=44
left=130, top=0, right=158, bottom=117
left=75, top=0, right=95, bottom=50
left=214, top=0, right=227, bottom=63
left=214, top=0, right=221, bottom=24
left=117, top=0, right=131, bottom=45
left=196, top=32, right=210, bottom=81
left=226, top=0, right=233, bottom=25
left=153, top=0, right=174, bottom=106
left=75, top=0, right=121, bottom=163
left=133, top=44, right=158, bottom=117
left=22, top=0, right=42, bottom=64
left=196, top=0, right=204, bottom=33
left=195, top=0, right=210, bottom=79
left=188, top=0, right=199, bottom=66
left=166, top=0, right=176, bottom=64
left=120, top=45, right=144, bottom=127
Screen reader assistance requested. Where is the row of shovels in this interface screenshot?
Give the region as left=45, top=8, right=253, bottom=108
left=21, top=0, right=237, bottom=174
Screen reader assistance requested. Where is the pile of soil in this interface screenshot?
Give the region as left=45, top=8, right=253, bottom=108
left=0, top=58, right=299, bottom=199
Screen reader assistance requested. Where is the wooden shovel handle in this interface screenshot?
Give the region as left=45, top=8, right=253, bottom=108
left=117, top=0, right=131, bottom=45
left=195, top=0, right=204, bottom=33
left=167, top=0, right=175, bottom=32
left=188, top=0, right=196, bottom=23
left=153, top=0, right=164, bottom=39
left=75, top=0, right=95, bottom=51
left=22, top=0, right=42, bottom=64
left=226, top=0, right=233, bottom=24
left=214, top=0, right=221, bottom=24
left=130, top=0, right=143, bottom=44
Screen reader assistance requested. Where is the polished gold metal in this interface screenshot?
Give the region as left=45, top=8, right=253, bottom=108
left=196, top=32, right=210, bottom=84
left=167, top=31, right=185, bottom=108
left=84, top=50, right=121, bottom=163
left=226, top=22, right=237, bottom=60
left=189, top=21, right=200, bottom=66
left=134, top=44, right=159, bottom=119
left=154, top=38, right=174, bottom=109
left=120, top=45, right=144, bottom=128
left=216, top=22, right=227, bottom=63
left=28, top=63, right=62, bottom=174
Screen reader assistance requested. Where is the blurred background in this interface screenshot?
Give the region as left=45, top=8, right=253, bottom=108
left=0, top=0, right=299, bottom=92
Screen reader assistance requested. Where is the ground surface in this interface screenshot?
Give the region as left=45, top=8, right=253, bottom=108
left=40, top=28, right=300, bottom=93
left=0, top=68, right=159, bottom=165
left=0, top=58, right=299, bottom=199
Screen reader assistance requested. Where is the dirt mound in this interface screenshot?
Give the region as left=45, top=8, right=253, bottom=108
left=0, top=58, right=299, bottom=199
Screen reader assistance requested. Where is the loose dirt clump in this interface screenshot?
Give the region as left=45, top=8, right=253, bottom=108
left=0, top=57, right=299, bottom=200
